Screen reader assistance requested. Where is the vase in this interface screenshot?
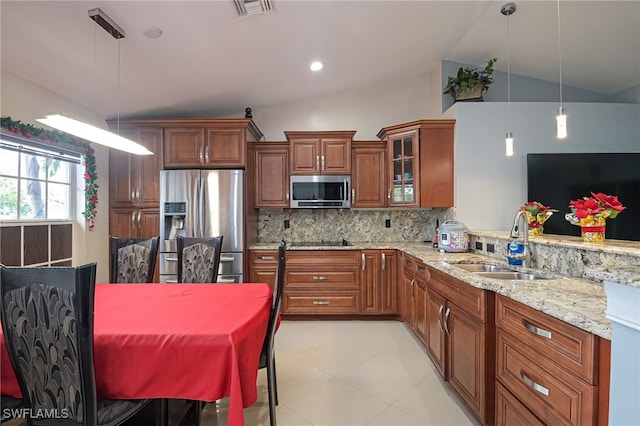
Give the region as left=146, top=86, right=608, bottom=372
left=454, top=83, right=484, bottom=102
left=580, top=222, right=606, bottom=242
left=528, top=227, right=544, bottom=236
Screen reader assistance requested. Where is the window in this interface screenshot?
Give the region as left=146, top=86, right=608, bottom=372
left=0, top=137, right=78, bottom=221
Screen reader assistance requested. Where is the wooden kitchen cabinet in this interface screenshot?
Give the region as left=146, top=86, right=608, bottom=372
left=351, top=141, right=387, bottom=208
left=285, top=130, right=355, bottom=175
left=377, top=120, right=455, bottom=207
left=495, top=295, right=609, bottom=426
left=360, top=249, right=398, bottom=314
left=426, top=266, right=495, bottom=426
left=163, top=119, right=263, bottom=168
left=283, top=250, right=360, bottom=315
left=252, top=142, right=289, bottom=208
left=108, top=127, right=163, bottom=208
left=400, top=254, right=429, bottom=341
left=248, top=249, right=278, bottom=291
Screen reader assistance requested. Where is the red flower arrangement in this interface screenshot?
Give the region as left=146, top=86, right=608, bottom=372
left=565, top=192, right=626, bottom=242
left=520, top=201, right=557, bottom=235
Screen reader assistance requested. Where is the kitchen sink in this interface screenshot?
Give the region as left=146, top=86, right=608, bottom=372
left=453, top=263, right=515, bottom=273
left=474, top=272, right=548, bottom=280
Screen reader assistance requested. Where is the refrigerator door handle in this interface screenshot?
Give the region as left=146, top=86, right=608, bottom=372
left=193, top=177, right=201, bottom=238
left=199, top=175, right=206, bottom=237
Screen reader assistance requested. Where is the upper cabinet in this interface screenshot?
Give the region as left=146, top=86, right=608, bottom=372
left=251, top=142, right=289, bottom=209
left=285, top=130, right=355, bottom=175
left=378, top=120, right=455, bottom=208
left=351, top=141, right=387, bottom=208
left=163, top=119, right=263, bottom=168
left=108, top=126, right=163, bottom=208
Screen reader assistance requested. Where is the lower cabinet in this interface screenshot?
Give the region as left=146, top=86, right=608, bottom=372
left=426, top=266, right=495, bottom=426
left=283, top=251, right=360, bottom=314
left=400, top=254, right=429, bottom=343
left=248, top=250, right=278, bottom=291
left=495, top=295, right=609, bottom=426
left=360, top=250, right=398, bottom=314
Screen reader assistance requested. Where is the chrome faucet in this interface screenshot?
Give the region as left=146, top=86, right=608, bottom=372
left=509, top=210, right=530, bottom=268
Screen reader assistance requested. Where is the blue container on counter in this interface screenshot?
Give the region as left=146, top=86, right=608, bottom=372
left=507, top=242, right=524, bottom=266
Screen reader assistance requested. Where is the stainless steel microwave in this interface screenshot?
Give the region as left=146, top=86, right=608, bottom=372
left=290, top=175, right=351, bottom=208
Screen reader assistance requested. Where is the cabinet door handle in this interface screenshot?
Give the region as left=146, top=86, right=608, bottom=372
left=321, top=155, right=325, bottom=171
left=205, top=145, right=210, bottom=163
left=131, top=190, right=136, bottom=201
left=443, top=307, right=451, bottom=335
left=259, top=256, right=275, bottom=260
left=361, top=253, right=366, bottom=270
left=313, top=276, right=329, bottom=281
left=313, top=300, right=330, bottom=305
left=316, top=155, right=320, bottom=170
left=285, top=191, right=290, bottom=201
left=388, top=189, right=391, bottom=201
left=521, top=370, right=550, bottom=396
left=137, top=211, right=142, bottom=228
left=199, top=146, right=204, bottom=164
left=352, top=189, right=355, bottom=201
left=131, top=211, right=136, bottom=229
left=381, top=253, right=386, bottom=271
left=523, top=320, right=552, bottom=339
left=438, top=304, right=444, bottom=332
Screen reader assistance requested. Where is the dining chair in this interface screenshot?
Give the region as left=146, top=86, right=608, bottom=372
left=176, top=235, right=223, bottom=283
left=0, top=395, right=24, bottom=423
left=109, top=236, right=160, bottom=283
left=0, top=263, right=150, bottom=426
left=259, top=240, right=286, bottom=426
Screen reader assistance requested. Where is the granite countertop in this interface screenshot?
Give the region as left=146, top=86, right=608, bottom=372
left=583, top=264, right=640, bottom=288
left=250, top=241, right=611, bottom=339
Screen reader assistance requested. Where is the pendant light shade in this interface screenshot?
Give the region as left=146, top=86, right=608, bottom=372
left=555, top=0, right=567, bottom=139
left=556, top=107, right=567, bottom=139
left=37, top=114, right=153, bottom=155
left=505, top=132, right=514, bottom=157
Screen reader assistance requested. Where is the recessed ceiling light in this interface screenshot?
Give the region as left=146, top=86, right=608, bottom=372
left=143, top=26, right=163, bottom=38
left=310, top=61, right=324, bottom=72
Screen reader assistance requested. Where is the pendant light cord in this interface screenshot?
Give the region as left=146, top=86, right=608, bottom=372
left=507, top=12, right=511, bottom=126
left=117, top=39, right=121, bottom=135
left=557, top=0, right=563, bottom=106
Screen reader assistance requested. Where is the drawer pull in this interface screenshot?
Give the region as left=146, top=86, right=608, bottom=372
left=521, top=370, right=550, bottom=396
left=443, top=307, right=451, bottom=335
left=313, top=276, right=329, bottom=281
left=313, top=300, right=330, bottom=305
left=259, top=256, right=275, bottom=260
left=523, top=320, right=552, bottom=339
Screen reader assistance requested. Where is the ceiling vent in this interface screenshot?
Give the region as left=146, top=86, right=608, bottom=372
left=233, top=0, right=274, bottom=17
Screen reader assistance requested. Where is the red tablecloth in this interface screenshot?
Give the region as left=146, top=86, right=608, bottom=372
left=1, top=283, right=272, bottom=426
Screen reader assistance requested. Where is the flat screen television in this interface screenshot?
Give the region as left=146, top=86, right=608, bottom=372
left=527, top=153, right=640, bottom=241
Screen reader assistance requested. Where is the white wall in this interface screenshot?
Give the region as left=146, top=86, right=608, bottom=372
left=1, top=70, right=111, bottom=282
left=454, top=102, right=640, bottom=231
left=247, top=71, right=439, bottom=141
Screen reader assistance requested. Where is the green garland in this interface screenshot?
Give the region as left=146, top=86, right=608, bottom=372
left=1, top=116, right=99, bottom=224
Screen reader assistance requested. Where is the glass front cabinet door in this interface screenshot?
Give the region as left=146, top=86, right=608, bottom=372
left=388, top=129, right=419, bottom=206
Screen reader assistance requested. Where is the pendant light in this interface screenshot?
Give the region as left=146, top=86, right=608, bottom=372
left=501, top=3, right=517, bottom=157
left=37, top=8, right=152, bottom=156
left=555, top=0, right=568, bottom=139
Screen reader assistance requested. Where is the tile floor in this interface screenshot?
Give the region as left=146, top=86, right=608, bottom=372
left=201, top=320, right=479, bottom=426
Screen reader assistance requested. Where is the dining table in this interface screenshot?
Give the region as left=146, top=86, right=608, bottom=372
left=1, top=283, right=273, bottom=426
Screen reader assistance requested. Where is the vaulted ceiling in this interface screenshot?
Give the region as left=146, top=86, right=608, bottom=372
left=1, top=1, right=638, bottom=119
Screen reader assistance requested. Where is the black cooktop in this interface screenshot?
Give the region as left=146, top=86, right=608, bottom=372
left=290, top=240, right=351, bottom=247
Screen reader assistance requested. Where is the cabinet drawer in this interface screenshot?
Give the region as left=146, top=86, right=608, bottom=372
left=284, top=292, right=360, bottom=314
left=414, top=261, right=430, bottom=280
left=286, top=271, right=358, bottom=289
left=497, top=330, right=596, bottom=426
left=496, top=295, right=597, bottom=384
left=403, top=254, right=415, bottom=274
left=496, top=382, right=545, bottom=426
left=250, top=250, right=278, bottom=264
left=287, top=250, right=359, bottom=266
left=428, top=267, right=487, bottom=322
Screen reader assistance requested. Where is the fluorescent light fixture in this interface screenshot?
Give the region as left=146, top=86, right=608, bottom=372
left=505, top=132, right=514, bottom=157
left=556, top=107, right=567, bottom=139
left=37, top=114, right=153, bottom=155
left=310, top=61, right=324, bottom=71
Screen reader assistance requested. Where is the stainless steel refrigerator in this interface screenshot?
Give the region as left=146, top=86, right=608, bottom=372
left=159, top=169, right=244, bottom=283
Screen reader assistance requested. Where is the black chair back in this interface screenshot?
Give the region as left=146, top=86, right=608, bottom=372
left=176, top=235, right=223, bottom=283
left=0, top=263, right=99, bottom=424
left=109, top=236, right=160, bottom=283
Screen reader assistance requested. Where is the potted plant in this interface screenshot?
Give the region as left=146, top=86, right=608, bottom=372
left=443, top=58, right=497, bottom=101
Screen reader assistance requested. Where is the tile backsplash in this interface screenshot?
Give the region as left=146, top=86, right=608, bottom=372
left=259, top=208, right=454, bottom=243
